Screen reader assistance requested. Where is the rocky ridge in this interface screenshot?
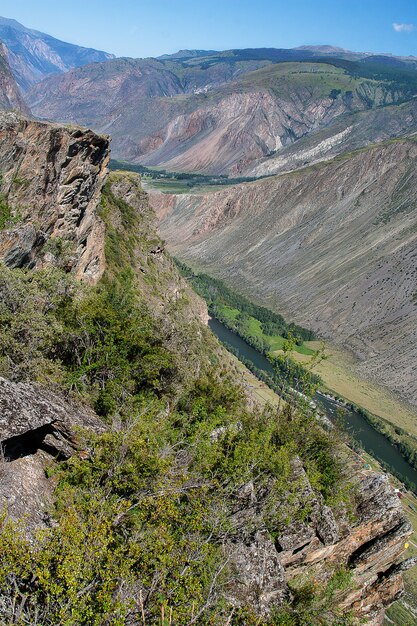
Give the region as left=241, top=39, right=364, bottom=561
left=0, top=112, right=109, bottom=282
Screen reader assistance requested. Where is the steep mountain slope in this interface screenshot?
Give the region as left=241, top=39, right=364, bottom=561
left=0, top=43, right=29, bottom=113
left=27, top=50, right=417, bottom=175
left=25, top=54, right=271, bottom=129
left=0, top=16, right=114, bottom=91
left=0, top=113, right=415, bottom=625
left=153, top=137, right=417, bottom=408
left=248, top=98, right=417, bottom=176
left=133, top=63, right=411, bottom=175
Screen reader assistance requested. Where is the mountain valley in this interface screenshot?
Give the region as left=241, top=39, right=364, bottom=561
left=153, top=137, right=417, bottom=410
left=0, top=15, right=416, bottom=624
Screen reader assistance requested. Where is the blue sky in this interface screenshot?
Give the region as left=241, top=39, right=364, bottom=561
left=1, top=0, right=417, bottom=58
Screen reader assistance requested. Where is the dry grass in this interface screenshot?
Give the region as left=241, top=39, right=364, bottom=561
left=275, top=341, right=417, bottom=435
left=228, top=353, right=280, bottom=408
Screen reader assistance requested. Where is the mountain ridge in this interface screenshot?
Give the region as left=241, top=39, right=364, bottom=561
left=0, top=15, right=115, bottom=91
left=26, top=52, right=417, bottom=175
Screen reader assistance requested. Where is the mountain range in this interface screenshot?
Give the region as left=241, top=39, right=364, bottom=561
left=0, top=16, right=114, bottom=91
left=25, top=47, right=417, bottom=175
left=0, top=17, right=416, bottom=411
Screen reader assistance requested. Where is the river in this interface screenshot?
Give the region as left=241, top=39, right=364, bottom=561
left=208, top=317, right=417, bottom=491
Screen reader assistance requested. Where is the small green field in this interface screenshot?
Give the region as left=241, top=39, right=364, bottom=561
left=284, top=341, right=417, bottom=438
left=217, top=303, right=314, bottom=355
left=110, top=159, right=259, bottom=195
left=142, top=175, right=230, bottom=194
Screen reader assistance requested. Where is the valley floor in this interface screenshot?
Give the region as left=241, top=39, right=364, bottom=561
left=288, top=341, right=417, bottom=438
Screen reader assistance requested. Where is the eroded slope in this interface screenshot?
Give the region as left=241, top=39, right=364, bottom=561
left=154, top=138, right=417, bottom=407
left=27, top=57, right=417, bottom=175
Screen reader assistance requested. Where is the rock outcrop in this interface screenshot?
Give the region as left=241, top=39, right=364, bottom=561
left=0, top=112, right=109, bottom=283
left=224, top=457, right=414, bottom=625
left=0, top=377, right=104, bottom=531
left=0, top=370, right=412, bottom=623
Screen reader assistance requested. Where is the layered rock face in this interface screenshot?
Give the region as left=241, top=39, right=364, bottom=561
left=225, top=457, right=415, bottom=625
left=0, top=112, right=109, bottom=283
left=154, top=137, right=417, bottom=407
left=0, top=43, right=29, bottom=113
left=248, top=98, right=417, bottom=177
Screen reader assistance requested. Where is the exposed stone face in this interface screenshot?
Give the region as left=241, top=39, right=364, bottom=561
left=0, top=376, right=104, bottom=442
left=0, top=112, right=109, bottom=283
left=224, top=459, right=412, bottom=623
left=0, top=451, right=55, bottom=533
left=226, top=531, right=291, bottom=615
left=217, top=454, right=413, bottom=622
left=286, top=473, right=411, bottom=624
left=0, top=376, right=104, bottom=531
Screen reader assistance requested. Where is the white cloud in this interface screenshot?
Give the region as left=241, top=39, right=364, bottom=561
left=393, top=22, right=415, bottom=32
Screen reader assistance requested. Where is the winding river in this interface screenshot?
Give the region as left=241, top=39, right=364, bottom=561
left=209, top=317, right=417, bottom=490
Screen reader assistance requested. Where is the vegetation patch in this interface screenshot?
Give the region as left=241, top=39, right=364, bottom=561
left=0, top=181, right=354, bottom=624
left=175, top=260, right=315, bottom=351
left=110, top=159, right=264, bottom=194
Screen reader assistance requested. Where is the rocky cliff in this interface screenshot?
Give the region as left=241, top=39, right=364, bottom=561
left=248, top=98, right=417, bottom=177
left=225, top=455, right=416, bottom=626
left=0, top=112, right=109, bottom=282
left=0, top=43, right=29, bottom=113
left=154, top=137, right=417, bottom=408
left=0, top=115, right=414, bottom=624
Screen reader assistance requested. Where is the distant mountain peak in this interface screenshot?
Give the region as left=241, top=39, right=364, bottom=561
left=0, top=15, right=115, bottom=91
left=295, top=44, right=353, bottom=53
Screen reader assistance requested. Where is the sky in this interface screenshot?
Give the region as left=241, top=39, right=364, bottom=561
left=1, top=0, right=417, bottom=59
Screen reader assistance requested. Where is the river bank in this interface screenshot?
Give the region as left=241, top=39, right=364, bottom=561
left=208, top=317, right=417, bottom=493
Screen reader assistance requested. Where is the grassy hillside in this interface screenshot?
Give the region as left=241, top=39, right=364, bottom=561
left=0, top=172, right=361, bottom=625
